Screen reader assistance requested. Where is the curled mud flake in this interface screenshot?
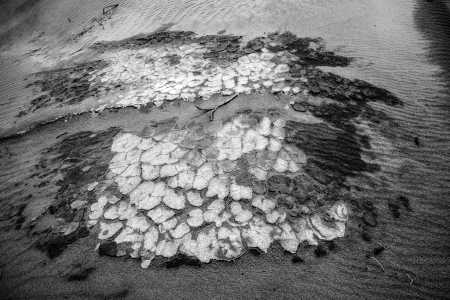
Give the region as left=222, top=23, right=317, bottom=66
left=155, top=235, right=184, bottom=258
left=71, top=200, right=88, bottom=210
left=116, top=201, right=137, bottom=221
left=242, top=129, right=258, bottom=153
left=217, top=226, right=244, bottom=259
left=266, top=209, right=287, bottom=224
left=171, top=147, right=188, bottom=160
left=159, top=142, right=178, bottom=154
left=126, top=215, right=151, bottom=233
left=176, top=169, right=195, bottom=189
left=307, top=203, right=348, bottom=240
left=130, top=181, right=154, bottom=206
left=273, top=157, right=289, bottom=173
left=152, top=182, right=167, bottom=197
left=268, top=138, right=282, bottom=152
left=193, top=162, right=215, bottom=190
left=115, top=175, right=141, bottom=194
left=180, top=228, right=219, bottom=263
left=98, top=222, right=123, bottom=239
left=186, top=191, right=204, bottom=207
left=142, top=164, right=160, bottom=180
left=143, top=226, right=159, bottom=252
left=230, top=202, right=253, bottom=224
left=160, top=164, right=179, bottom=177
left=138, top=138, right=155, bottom=150
left=170, top=222, right=191, bottom=239
left=104, top=205, right=120, bottom=220
left=185, top=149, right=206, bottom=168
left=147, top=206, right=175, bottom=224
left=114, top=227, right=143, bottom=244
left=229, top=181, right=253, bottom=201
left=248, top=167, right=267, bottom=181
left=274, top=64, right=290, bottom=74
left=242, top=217, right=274, bottom=253
left=274, top=223, right=299, bottom=253
left=141, top=145, right=162, bottom=163
left=162, top=189, right=186, bottom=210
left=89, top=196, right=108, bottom=220
left=206, top=175, right=230, bottom=199
left=272, top=122, right=286, bottom=140
left=106, top=194, right=120, bottom=204
left=109, top=152, right=129, bottom=175
left=120, top=163, right=141, bottom=177
left=203, top=199, right=226, bottom=224
left=252, top=195, right=276, bottom=213
left=187, top=208, right=204, bottom=227
left=329, top=202, right=349, bottom=222
left=112, top=133, right=142, bottom=153
left=159, top=218, right=178, bottom=233
left=288, top=161, right=300, bottom=173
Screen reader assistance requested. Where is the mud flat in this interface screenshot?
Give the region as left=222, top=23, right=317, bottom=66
left=0, top=26, right=448, bottom=299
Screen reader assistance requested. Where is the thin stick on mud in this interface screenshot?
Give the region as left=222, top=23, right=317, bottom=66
left=195, top=94, right=238, bottom=121
left=371, top=256, right=385, bottom=272
left=406, top=273, right=414, bottom=286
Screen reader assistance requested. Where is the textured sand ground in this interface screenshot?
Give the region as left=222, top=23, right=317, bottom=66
left=0, top=1, right=449, bottom=299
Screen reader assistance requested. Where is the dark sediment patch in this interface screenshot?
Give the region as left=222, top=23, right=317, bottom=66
left=300, top=69, right=401, bottom=106
left=30, top=127, right=119, bottom=258
left=66, top=264, right=96, bottom=281
left=90, top=30, right=197, bottom=51
left=245, top=32, right=351, bottom=67
left=102, top=288, right=130, bottom=300
left=98, top=241, right=118, bottom=257
left=314, top=244, right=328, bottom=257
left=285, top=121, right=378, bottom=181
left=291, top=255, right=304, bottom=263
left=35, top=225, right=89, bottom=258
left=164, top=254, right=202, bottom=268
left=20, top=60, right=109, bottom=116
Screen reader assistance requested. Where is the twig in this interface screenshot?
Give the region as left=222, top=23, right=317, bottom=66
left=406, top=273, right=414, bottom=286
left=371, top=256, right=385, bottom=272
left=194, top=94, right=238, bottom=121
left=103, top=4, right=119, bottom=16
left=3, top=145, right=12, bottom=157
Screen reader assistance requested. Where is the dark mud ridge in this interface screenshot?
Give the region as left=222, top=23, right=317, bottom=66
left=0, top=30, right=407, bottom=294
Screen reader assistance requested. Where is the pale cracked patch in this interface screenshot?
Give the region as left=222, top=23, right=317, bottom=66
left=93, top=44, right=303, bottom=108
left=88, top=114, right=349, bottom=267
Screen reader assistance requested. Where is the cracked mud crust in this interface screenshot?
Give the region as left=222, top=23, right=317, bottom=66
left=1, top=30, right=401, bottom=271
left=17, top=31, right=400, bottom=122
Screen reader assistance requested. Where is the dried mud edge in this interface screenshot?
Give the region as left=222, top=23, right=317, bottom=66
left=1, top=31, right=403, bottom=265
left=15, top=31, right=400, bottom=124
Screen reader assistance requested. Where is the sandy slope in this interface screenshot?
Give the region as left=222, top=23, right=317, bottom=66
left=0, top=1, right=449, bottom=299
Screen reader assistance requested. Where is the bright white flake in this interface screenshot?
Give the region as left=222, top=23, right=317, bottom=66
left=88, top=115, right=349, bottom=267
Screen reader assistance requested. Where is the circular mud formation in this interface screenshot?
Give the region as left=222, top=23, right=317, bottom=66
left=88, top=113, right=349, bottom=267
left=2, top=30, right=401, bottom=274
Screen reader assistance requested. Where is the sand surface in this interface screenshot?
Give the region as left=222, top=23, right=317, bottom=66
left=0, top=1, right=449, bottom=299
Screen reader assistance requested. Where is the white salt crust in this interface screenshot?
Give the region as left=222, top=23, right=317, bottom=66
left=88, top=115, right=349, bottom=267
left=91, top=44, right=306, bottom=109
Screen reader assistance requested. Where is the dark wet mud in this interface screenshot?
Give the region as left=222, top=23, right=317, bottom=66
left=0, top=26, right=448, bottom=300
left=20, top=60, right=109, bottom=116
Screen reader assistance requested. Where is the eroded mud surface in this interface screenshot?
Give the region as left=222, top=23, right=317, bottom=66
left=0, top=30, right=406, bottom=296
